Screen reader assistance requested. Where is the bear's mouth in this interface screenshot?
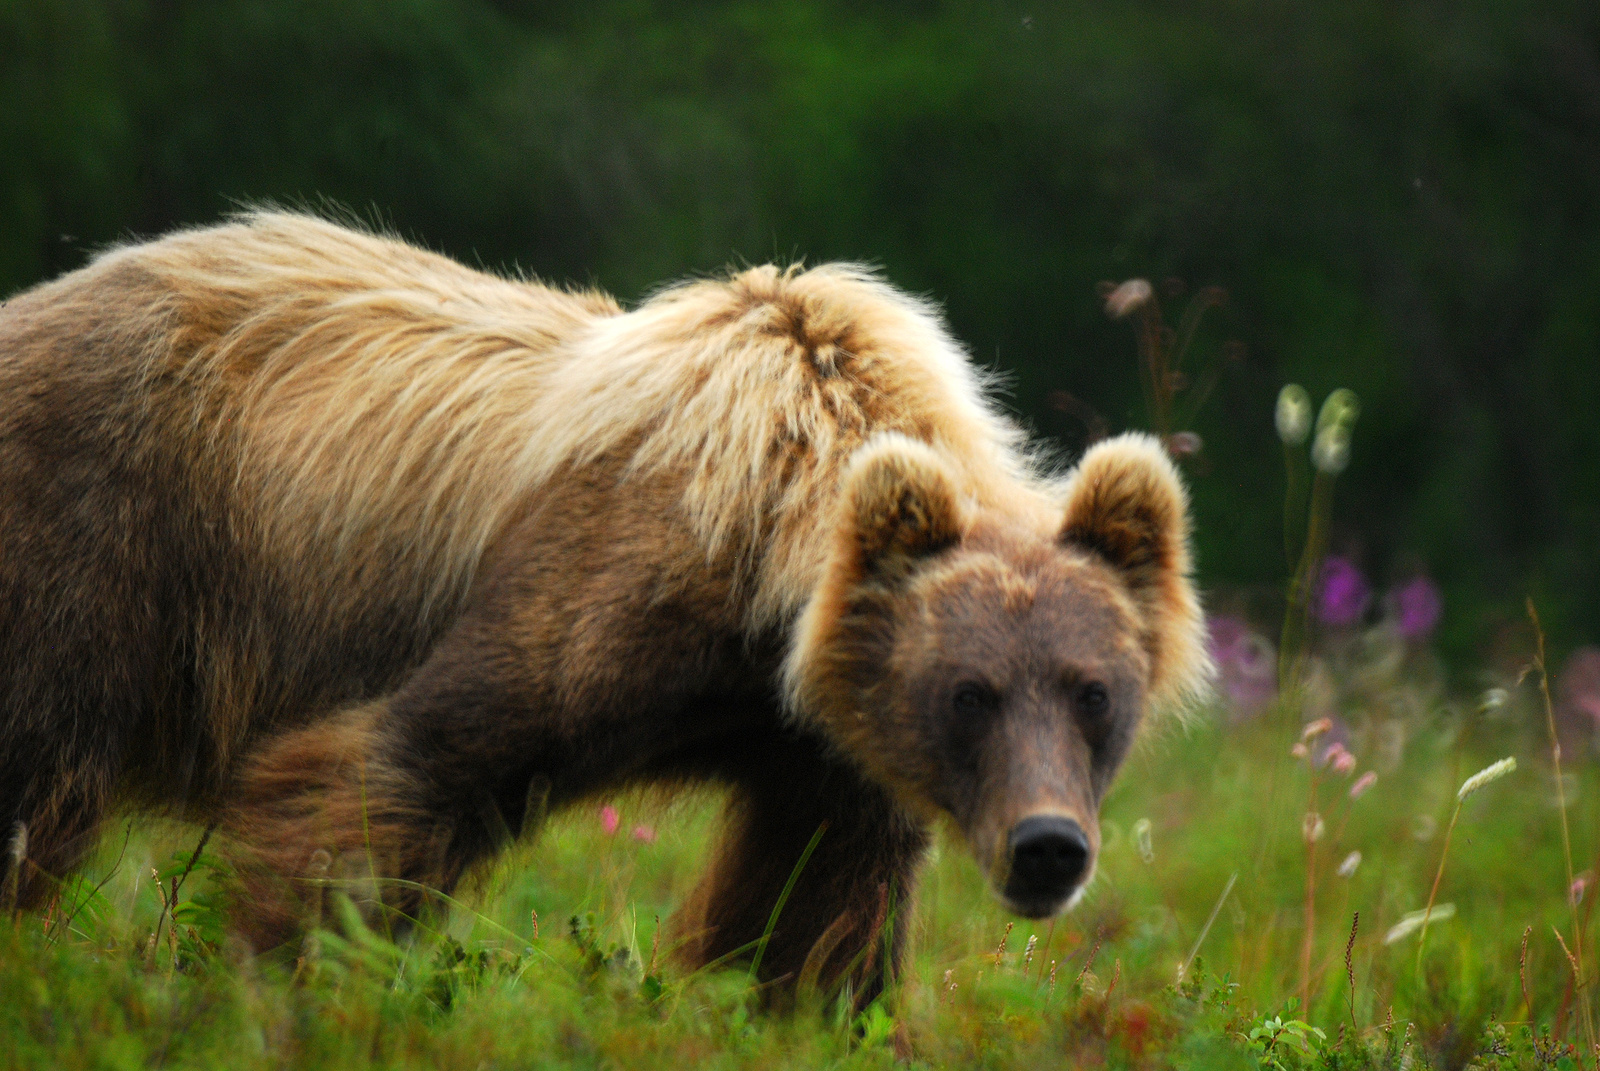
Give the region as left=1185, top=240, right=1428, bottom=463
left=996, top=867, right=1094, bottom=919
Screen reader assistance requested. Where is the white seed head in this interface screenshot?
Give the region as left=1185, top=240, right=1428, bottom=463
left=1303, top=811, right=1326, bottom=843
left=1315, top=388, right=1361, bottom=437
left=1104, top=279, right=1153, bottom=319
left=1457, top=756, right=1517, bottom=801
left=1383, top=903, right=1455, bottom=944
left=1275, top=384, right=1312, bottom=445
left=1132, top=818, right=1154, bottom=864
left=1312, top=423, right=1352, bottom=474
left=1337, top=851, right=1362, bottom=878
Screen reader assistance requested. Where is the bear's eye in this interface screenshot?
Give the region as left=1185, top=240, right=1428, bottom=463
left=951, top=682, right=997, bottom=715
left=1076, top=681, right=1110, bottom=719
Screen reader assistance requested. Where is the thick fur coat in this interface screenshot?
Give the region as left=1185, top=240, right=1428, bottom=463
left=0, top=213, right=1208, bottom=1000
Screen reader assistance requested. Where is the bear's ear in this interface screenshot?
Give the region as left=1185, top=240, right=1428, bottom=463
left=840, top=435, right=964, bottom=586
left=783, top=436, right=964, bottom=723
left=1061, top=433, right=1211, bottom=712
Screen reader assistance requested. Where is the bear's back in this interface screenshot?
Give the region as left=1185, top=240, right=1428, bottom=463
left=0, top=213, right=1057, bottom=781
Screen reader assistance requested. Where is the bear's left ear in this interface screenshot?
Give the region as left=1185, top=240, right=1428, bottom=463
left=1061, top=433, right=1211, bottom=713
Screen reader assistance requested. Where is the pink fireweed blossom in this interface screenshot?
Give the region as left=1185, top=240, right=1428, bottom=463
left=1206, top=616, right=1277, bottom=721
left=1554, top=647, right=1600, bottom=750
left=599, top=805, right=620, bottom=835
left=631, top=824, right=657, bottom=844
left=1104, top=279, right=1153, bottom=319
left=1349, top=771, right=1378, bottom=799
left=1392, top=575, right=1442, bottom=640
left=1316, top=556, right=1370, bottom=627
left=1321, top=742, right=1357, bottom=775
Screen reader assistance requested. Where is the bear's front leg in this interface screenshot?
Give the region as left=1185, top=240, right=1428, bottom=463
left=671, top=728, right=929, bottom=1009
left=222, top=701, right=465, bottom=950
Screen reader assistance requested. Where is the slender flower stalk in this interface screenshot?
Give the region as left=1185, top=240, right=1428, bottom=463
left=1529, top=601, right=1597, bottom=1056
left=1279, top=389, right=1360, bottom=696
left=1417, top=757, right=1518, bottom=970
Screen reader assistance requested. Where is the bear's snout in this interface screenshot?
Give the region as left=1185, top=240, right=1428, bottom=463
left=1003, top=815, right=1091, bottom=916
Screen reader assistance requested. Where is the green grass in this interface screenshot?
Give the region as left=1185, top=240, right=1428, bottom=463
left=4, top=687, right=1596, bottom=1070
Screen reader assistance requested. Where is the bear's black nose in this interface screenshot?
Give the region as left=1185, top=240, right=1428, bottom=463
left=1005, top=816, right=1090, bottom=908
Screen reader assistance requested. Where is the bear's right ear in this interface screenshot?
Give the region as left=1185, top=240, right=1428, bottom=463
left=784, top=436, right=964, bottom=722
left=837, top=435, right=964, bottom=587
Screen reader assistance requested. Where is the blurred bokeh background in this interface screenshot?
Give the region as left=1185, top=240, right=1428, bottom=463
left=5, top=0, right=1598, bottom=671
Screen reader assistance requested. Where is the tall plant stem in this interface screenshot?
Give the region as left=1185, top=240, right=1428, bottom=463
left=1280, top=470, right=1333, bottom=697
left=1301, top=767, right=1324, bottom=1011
left=1530, top=600, right=1596, bottom=1057
left=1416, top=801, right=1462, bottom=974
left=1283, top=443, right=1308, bottom=569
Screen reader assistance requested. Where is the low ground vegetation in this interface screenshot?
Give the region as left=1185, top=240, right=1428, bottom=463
left=6, top=643, right=1596, bottom=1070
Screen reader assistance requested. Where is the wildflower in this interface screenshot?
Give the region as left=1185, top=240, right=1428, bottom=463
left=1315, top=557, right=1370, bottom=627
left=1480, top=687, right=1509, bottom=712
left=599, top=804, right=620, bottom=835
left=1311, top=389, right=1360, bottom=474
left=1349, top=771, right=1377, bottom=799
left=1207, top=616, right=1277, bottom=720
left=1301, top=717, right=1334, bottom=741
left=1132, top=818, right=1154, bottom=864
left=1572, top=874, right=1590, bottom=906
left=1104, top=279, right=1152, bottom=319
left=1315, top=388, right=1361, bottom=436
left=1303, top=812, right=1325, bottom=843
left=1383, top=903, right=1454, bottom=944
left=1337, top=851, right=1362, bottom=878
left=630, top=824, right=657, bottom=844
left=1321, top=742, right=1357, bottom=776
left=1290, top=741, right=1309, bottom=760
left=1392, top=576, right=1443, bottom=640
left=1457, top=757, right=1517, bottom=802
left=1275, top=385, right=1312, bottom=446
left=1554, top=647, right=1600, bottom=750
left=1166, top=431, right=1203, bottom=457
left=1312, top=423, right=1352, bottom=474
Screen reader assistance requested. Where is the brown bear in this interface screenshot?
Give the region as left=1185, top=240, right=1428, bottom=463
left=0, top=212, right=1208, bottom=1001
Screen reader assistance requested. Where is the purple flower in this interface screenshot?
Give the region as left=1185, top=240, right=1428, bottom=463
left=1554, top=647, right=1600, bottom=754
left=1207, top=615, right=1277, bottom=720
left=1315, top=557, right=1369, bottom=627
left=1393, top=576, right=1442, bottom=640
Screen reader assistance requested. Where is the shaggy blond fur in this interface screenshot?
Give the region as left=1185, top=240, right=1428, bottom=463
left=107, top=210, right=1202, bottom=710
left=109, top=212, right=1042, bottom=635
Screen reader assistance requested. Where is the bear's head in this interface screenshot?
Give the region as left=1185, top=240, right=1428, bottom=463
left=788, top=431, right=1210, bottom=918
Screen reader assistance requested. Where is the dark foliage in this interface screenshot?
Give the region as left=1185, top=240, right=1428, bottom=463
left=4, top=0, right=1597, bottom=660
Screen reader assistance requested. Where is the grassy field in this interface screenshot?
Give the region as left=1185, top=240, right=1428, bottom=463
left=4, top=636, right=1596, bottom=1071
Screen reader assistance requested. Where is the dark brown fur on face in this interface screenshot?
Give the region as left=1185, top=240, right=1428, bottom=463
left=0, top=213, right=1207, bottom=1008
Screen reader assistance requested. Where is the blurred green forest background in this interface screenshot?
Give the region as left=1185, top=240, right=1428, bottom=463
left=4, top=0, right=1597, bottom=666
